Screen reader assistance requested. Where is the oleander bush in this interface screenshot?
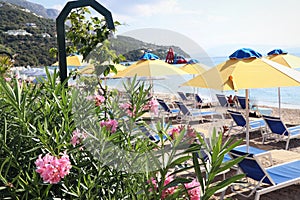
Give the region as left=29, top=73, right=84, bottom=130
left=0, top=70, right=243, bottom=199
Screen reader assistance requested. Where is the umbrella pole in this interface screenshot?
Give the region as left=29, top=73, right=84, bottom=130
left=278, top=87, right=281, bottom=118
left=245, top=89, right=250, bottom=152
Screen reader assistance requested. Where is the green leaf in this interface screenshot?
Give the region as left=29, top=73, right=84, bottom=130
left=168, top=156, right=191, bottom=168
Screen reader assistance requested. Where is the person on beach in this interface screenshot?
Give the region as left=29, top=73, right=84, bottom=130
left=227, top=95, right=237, bottom=107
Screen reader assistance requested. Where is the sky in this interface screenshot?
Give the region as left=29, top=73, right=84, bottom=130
left=30, top=0, right=300, bottom=57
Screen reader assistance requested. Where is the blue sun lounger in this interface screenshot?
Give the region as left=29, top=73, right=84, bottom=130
left=194, top=94, right=212, bottom=108
left=157, top=98, right=180, bottom=119
left=216, top=94, right=230, bottom=107
left=229, top=148, right=300, bottom=200
left=138, top=125, right=167, bottom=143
left=237, top=96, right=272, bottom=116
left=227, top=110, right=267, bottom=140
left=174, top=101, right=221, bottom=123
left=263, top=115, right=300, bottom=150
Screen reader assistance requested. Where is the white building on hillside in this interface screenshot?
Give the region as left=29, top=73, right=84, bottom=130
left=5, top=29, right=32, bottom=36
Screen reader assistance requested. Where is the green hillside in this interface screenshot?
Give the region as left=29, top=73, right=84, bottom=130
left=110, top=35, right=190, bottom=61
left=0, top=2, right=57, bottom=66
left=0, top=2, right=190, bottom=67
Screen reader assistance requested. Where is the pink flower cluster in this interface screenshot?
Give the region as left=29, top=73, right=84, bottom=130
left=148, top=174, right=177, bottom=199
left=161, top=175, right=177, bottom=199
left=184, top=179, right=201, bottom=200
left=35, top=152, right=72, bottom=184
left=120, top=103, right=136, bottom=117
left=148, top=98, right=159, bottom=115
left=70, top=129, right=87, bottom=147
left=100, top=119, right=118, bottom=133
left=184, top=125, right=197, bottom=143
left=143, top=98, right=159, bottom=115
left=86, top=94, right=105, bottom=106
left=147, top=177, right=158, bottom=192
left=169, top=125, right=197, bottom=143
left=4, top=77, right=11, bottom=82
left=169, top=127, right=180, bottom=140
left=95, top=95, right=105, bottom=106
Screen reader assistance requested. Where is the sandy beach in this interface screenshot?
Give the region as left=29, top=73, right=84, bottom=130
left=155, top=103, right=300, bottom=199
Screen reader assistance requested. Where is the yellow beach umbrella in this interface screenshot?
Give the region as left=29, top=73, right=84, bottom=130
left=114, top=59, right=188, bottom=94
left=78, top=64, right=95, bottom=74
left=183, top=55, right=300, bottom=91
left=266, top=49, right=300, bottom=116
left=52, top=55, right=83, bottom=67
left=266, top=49, right=300, bottom=69
left=114, top=59, right=188, bottom=78
left=182, top=48, right=300, bottom=150
left=79, top=63, right=126, bottom=75
left=179, top=63, right=208, bottom=74
left=180, top=63, right=209, bottom=99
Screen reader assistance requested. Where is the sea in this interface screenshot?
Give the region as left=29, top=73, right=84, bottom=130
left=64, top=56, right=300, bottom=109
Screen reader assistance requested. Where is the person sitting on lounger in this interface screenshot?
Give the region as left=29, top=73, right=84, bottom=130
left=227, top=95, right=238, bottom=107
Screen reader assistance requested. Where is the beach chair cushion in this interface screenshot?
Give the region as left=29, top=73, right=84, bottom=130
left=266, top=160, right=300, bottom=184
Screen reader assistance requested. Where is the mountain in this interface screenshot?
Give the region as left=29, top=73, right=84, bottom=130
left=0, top=2, right=190, bottom=66
left=0, top=0, right=59, bottom=19
left=111, top=35, right=190, bottom=61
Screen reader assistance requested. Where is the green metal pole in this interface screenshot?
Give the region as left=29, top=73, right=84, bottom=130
left=56, top=0, right=115, bottom=85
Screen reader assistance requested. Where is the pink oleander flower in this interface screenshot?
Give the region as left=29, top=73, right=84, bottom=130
left=184, top=179, right=201, bottom=200
left=149, top=98, right=159, bottom=115
left=185, top=125, right=197, bottom=144
left=94, top=95, right=105, bottom=106
left=161, top=174, right=177, bottom=199
left=100, top=119, right=118, bottom=133
left=120, top=103, right=136, bottom=117
left=143, top=98, right=159, bottom=115
left=4, top=77, right=11, bottom=82
left=169, top=127, right=180, bottom=140
left=147, top=177, right=158, bottom=192
left=35, top=152, right=72, bottom=184
left=70, top=129, right=87, bottom=147
left=178, top=125, right=197, bottom=144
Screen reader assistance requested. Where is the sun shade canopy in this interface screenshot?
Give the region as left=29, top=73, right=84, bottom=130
left=229, top=48, right=262, bottom=60
left=267, top=49, right=288, bottom=55
left=139, top=52, right=159, bottom=60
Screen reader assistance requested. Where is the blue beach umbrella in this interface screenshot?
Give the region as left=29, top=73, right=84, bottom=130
left=139, top=52, right=160, bottom=60
left=267, top=49, right=288, bottom=56
left=229, top=48, right=262, bottom=60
